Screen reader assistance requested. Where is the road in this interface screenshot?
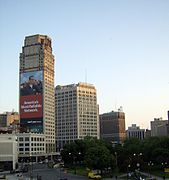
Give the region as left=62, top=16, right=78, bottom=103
left=24, top=164, right=89, bottom=180
left=3, top=164, right=122, bottom=180
left=23, top=164, right=119, bottom=180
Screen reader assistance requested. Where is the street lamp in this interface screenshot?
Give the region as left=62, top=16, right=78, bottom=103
left=127, top=164, right=131, bottom=180
left=29, top=154, right=33, bottom=180
left=148, top=161, right=154, bottom=177
left=133, top=153, right=142, bottom=177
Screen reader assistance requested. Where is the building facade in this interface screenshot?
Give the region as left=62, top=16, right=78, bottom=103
left=19, top=34, right=55, bottom=153
left=0, top=112, right=19, bottom=128
left=100, top=110, right=126, bottom=144
left=126, top=124, right=145, bottom=140
left=55, top=83, right=99, bottom=150
left=151, top=118, right=168, bottom=137
left=17, top=133, right=45, bottom=162
left=0, top=134, right=18, bottom=170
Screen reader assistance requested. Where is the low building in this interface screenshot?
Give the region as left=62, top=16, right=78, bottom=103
left=145, top=129, right=151, bottom=138
left=17, top=133, right=46, bottom=162
left=0, top=112, right=19, bottom=128
left=126, top=124, right=145, bottom=140
left=0, top=134, right=18, bottom=170
left=151, top=118, right=168, bottom=137
left=100, top=109, right=126, bottom=144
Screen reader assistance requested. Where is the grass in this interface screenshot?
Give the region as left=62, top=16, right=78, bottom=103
left=66, top=166, right=88, bottom=176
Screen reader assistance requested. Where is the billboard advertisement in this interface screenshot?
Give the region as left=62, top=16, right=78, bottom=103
left=20, top=70, right=43, bottom=133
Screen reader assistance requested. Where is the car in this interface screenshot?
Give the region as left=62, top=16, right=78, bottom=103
left=88, top=172, right=101, bottom=179
left=59, top=178, right=68, bottom=180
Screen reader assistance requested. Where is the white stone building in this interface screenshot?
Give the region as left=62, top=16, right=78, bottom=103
left=126, top=124, right=145, bottom=140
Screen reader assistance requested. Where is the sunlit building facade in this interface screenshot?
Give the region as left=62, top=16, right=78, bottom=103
left=55, top=83, right=100, bottom=150
left=19, top=34, right=55, bottom=153
left=100, top=110, right=126, bottom=144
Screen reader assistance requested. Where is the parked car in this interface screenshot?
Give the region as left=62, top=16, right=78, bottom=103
left=88, top=172, right=101, bottom=179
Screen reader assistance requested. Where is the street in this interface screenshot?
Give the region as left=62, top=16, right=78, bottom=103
left=24, top=164, right=89, bottom=180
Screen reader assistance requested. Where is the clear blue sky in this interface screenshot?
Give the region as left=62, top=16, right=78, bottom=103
left=0, top=0, right=169, bottom=129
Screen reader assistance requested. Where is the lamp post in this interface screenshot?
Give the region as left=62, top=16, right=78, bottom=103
left=148, top=161, right=154, bottom=177
left=133, top=153, right=142, bottom=178
left=115, top=152, right=118, bottom=170
left=127, top=164, right=131, bottom=180
left=29, top=154, right=33, bottom=180
left=162, top=162, right=167, bottom=179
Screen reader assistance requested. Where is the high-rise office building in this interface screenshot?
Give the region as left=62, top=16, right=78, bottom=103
left=55, top=83, right=100, bottom=150
left=19, top=34, right=55, bottom=153
left=100, top=110, right=126, bottom=144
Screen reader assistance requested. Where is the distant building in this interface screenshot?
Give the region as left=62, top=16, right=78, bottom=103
left=100, top=109, right=126, bottom=144
left=126, top=124, right=145, bottom=140
left=55, top=83, right=100, bottom=150
left=0, top=134, right=18, bottom=170
left=150, top=118, right=168, bottom=137
left=0, top=112, right=19, bottom=128
left=145, top=129, right=151, bottom=138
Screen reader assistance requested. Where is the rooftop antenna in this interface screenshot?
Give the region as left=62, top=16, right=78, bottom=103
left=115, top=99, right=117, bottom=111
left=85, top=68, right=87, bottom=84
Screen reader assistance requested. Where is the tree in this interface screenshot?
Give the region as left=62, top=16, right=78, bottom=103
left=84, top=144, right=112, bottom=173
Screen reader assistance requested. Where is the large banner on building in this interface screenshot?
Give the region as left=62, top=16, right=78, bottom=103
left=20, top=95, right=42, bottom=118
left=20, top=70, right=43, bottom=133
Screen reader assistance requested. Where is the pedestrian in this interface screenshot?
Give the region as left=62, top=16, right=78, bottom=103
left=163, top=175, right=165, bottom=180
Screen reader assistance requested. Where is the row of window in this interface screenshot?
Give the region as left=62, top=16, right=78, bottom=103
left=19, top=147, right=45, bottom=151
left=19, top=143, right=45, bottom=147
left=19, top=137, right=45, bottom=142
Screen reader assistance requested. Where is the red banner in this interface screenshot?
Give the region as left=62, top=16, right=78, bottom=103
left=20, top=95, right=42, bottom=118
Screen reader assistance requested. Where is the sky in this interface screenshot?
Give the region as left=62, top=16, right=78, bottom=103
left=0, top=0, right=169, bottom=129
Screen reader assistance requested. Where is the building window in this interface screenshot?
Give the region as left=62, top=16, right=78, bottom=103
left=19, top=137, right=23, bottom=141
left=25, top=137, right=29, bottom=141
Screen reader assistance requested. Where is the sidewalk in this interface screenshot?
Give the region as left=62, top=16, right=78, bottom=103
left=140, top=171, right=164, bottom=180
left=104, top=172, right=164, bottom=180
left=6, top=174, right=37, bottom=180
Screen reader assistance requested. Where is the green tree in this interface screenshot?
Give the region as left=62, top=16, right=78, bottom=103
left=84, top=144, right=112, bottom=173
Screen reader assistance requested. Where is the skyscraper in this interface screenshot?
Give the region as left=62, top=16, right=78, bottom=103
left=55, top=83, right=100, bottom=150
left=19, top=34, right=55, bottom=153
left=100, top=110, right=126, bottom=144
